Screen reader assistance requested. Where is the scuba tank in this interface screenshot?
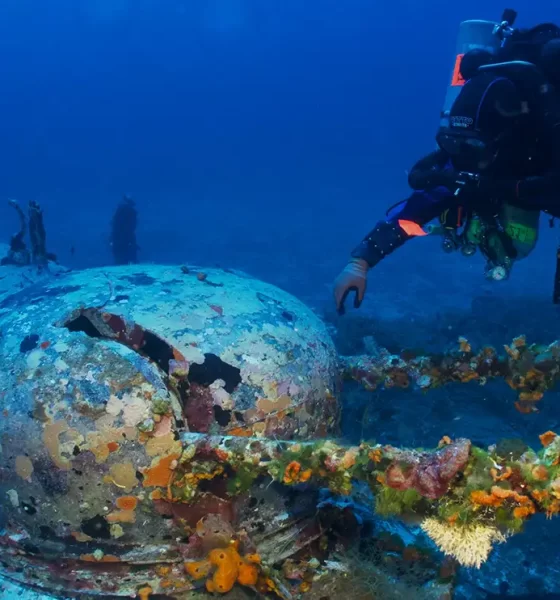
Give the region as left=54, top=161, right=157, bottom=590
left=440, top=19, right=505, bottom=131
left=500, top=204, right=539, bottom=259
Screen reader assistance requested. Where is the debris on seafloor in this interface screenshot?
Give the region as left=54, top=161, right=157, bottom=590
left=175, top=429, right=560, bottom=571
left=110, top=194, right=138, bottom=265
left=3, top=263, right=560, bottom=599
left=0, top=264, right=350, bottom=600
left=1, top=199, right=57, bottom=269
left=342, top=334, right=560, bottom=413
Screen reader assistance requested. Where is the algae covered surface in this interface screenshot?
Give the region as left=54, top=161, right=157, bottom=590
left=2, top=264, right=560, bottom=599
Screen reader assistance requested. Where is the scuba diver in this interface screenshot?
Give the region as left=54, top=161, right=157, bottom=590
left=110, top=194, right=139, bottom=265
left=334, top=14, right=560, bottom=314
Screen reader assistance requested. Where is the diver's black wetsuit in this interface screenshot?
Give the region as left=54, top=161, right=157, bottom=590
left=351, top=65, right=560, bottom=268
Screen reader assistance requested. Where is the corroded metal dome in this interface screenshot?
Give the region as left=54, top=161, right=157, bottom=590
left=0, top=264, right=340, bottom=598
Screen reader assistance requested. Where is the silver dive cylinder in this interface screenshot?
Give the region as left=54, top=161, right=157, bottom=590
left=440, top=20, right=503, bottom=130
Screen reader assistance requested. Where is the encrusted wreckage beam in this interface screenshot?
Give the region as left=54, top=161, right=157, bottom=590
left=173, top=429, right=560, bottom=570
left=3, top=429, right=557, bottom=597
left=341, top=335, right=560, bottom=413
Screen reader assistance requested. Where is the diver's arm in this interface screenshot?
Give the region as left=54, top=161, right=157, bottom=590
left=350, top=220, right=411, bottom=267
left=350, top=187, right=456, bottom=267
left=333, top=187, right=456, bottom=314
left=333, top=221, right=403, bottom=314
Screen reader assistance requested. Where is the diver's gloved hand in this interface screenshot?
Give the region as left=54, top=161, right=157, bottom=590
left=333, top=258, right=368, bottom=315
